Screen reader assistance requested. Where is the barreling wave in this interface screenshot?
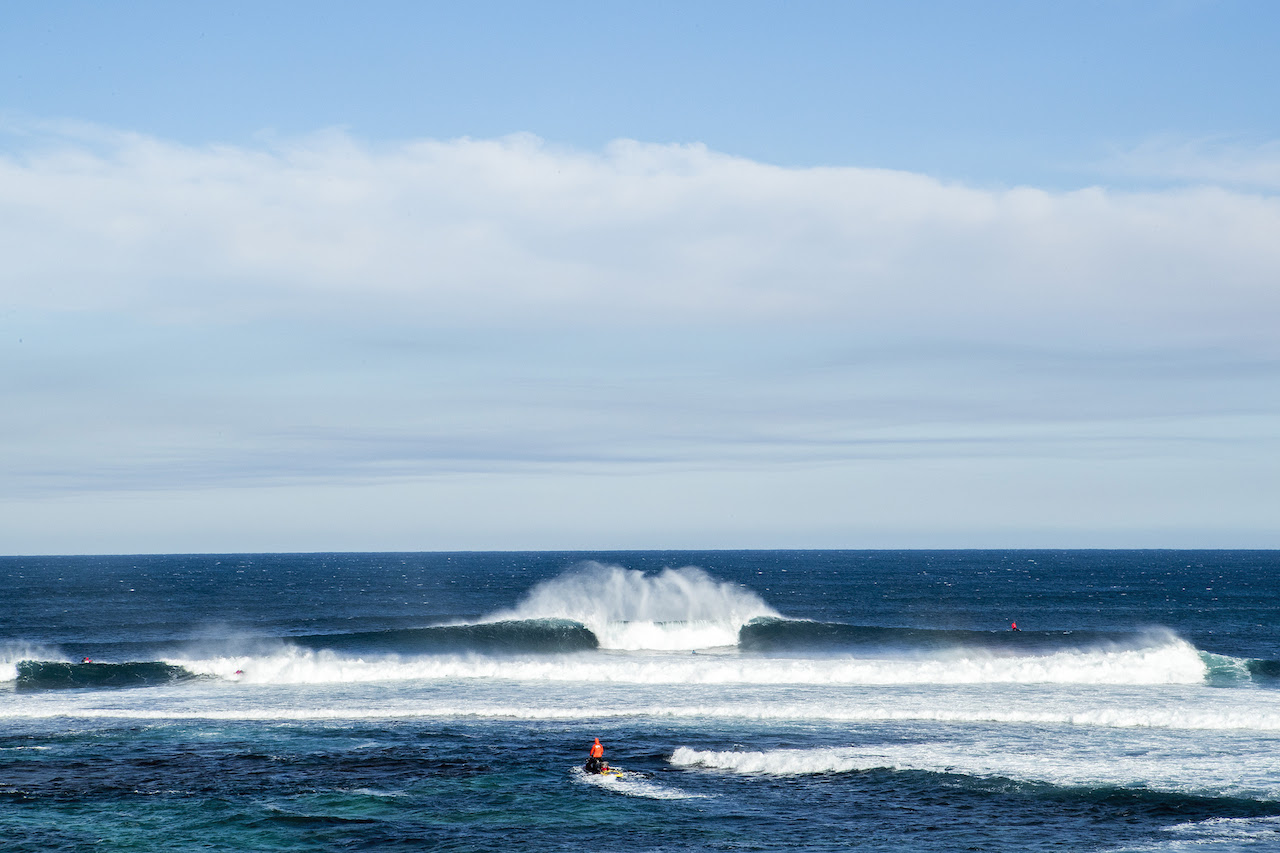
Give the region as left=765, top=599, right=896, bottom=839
left=290, top=618, right=598, bottom=655
left=1200, top=652, right=1280, bottom=687
left=737, top=620, right=1280, bottom=688
left=483, top=562, right=779, bottom=650
left=0, top=619, right=598, bottom=690
left=1249, top=659, right=1280, bottom=681
left=14, top=660, right=200, bottom=691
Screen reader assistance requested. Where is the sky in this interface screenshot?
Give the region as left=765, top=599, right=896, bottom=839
left=2, top=1, right=1279, bottom=554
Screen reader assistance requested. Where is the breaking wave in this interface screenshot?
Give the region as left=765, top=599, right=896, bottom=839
left=291, top=618, right=597, bottom=655
left=162, top=635, right=1210, bottom=686
left=485, top=562, right=778, bottom=650
left=5, top=565, right=1274, bottom=695
left=14, top=660, right=200, bottom=691
left=0, top=642, right=64, bottom=683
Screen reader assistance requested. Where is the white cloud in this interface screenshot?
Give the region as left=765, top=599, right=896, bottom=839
left=1102, top=135, right=1280, bottom=192
left=2, top=124, right=1278, bottom=351
left=2, top=123, right=1279, bottom=550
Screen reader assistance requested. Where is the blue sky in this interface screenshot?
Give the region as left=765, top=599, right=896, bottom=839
left=2, top=1, right=1278, bottom=553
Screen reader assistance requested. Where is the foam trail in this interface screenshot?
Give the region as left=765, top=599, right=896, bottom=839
left=1137, top=817, right=1280, bottom=852
left=169, top=638, right=1208, bottom=686
left=486, top=563, right=779, bottom=650
left=8, top=673, right=1280, bottom=730
left=571, top=767, right=707, bottom=800
left=670, top=743, right=1280, bottom=801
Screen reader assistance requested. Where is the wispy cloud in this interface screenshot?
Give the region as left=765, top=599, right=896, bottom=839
left=1101, top=135, right=1280, bottom=192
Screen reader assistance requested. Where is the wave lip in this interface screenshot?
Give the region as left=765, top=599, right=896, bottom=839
left=14, top=660, right=199, bottom=691
left=1201, top=652, right=1280, bottom=687
left=1249, top=659, right=1280, bottom=681
left=291, top=618, right=598, bottom=656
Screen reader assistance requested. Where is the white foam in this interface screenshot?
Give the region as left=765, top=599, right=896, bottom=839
left=165, top=636, right=1208, bottom=687
left=1108, top=816, right=1280, bottom=852
left=670, top=742, right=1280, bottom=802
left=8, top=680, right=1280, bottom=734
left=572, top=766, right=707, bottom=800
left=485, top=563, right=778, bottom=650
left=592, top=620, right=742, bottom=651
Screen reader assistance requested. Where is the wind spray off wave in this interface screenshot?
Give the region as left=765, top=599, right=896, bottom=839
left=485, top=562, right=779, bottom=650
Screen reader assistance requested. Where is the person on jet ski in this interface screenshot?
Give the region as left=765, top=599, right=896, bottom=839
left=584, top=737, right=608, bottom=774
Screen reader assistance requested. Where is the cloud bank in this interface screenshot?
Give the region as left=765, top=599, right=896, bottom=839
left=3, top=124, right=1278, bottom=350
left=2, top=123, right=1278, bottom=550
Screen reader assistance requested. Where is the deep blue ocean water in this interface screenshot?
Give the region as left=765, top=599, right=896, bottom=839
left=2, top=550, right=1278, bottom=852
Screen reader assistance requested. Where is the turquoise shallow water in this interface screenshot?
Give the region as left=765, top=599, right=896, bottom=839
left=2, top=550, right=1279, bottom=852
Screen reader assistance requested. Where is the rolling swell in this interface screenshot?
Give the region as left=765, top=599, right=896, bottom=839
left=291, top=618, right=598, bottom=655
left=738, top=617, right=1173, bottom=655
left=15, top=660, right=199, bottom=691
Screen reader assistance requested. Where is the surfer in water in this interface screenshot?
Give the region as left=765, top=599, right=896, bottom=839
left=584, top=737, right=608, bottom=774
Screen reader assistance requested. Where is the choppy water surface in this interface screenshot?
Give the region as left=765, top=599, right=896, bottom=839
left=3, top=550, right=1278, bottom=851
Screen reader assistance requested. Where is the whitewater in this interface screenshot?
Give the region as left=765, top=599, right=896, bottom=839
left=3, top=550, right=1278, bottom=853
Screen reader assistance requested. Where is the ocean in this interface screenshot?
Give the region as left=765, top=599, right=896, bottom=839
left=2, top=550, right=1278, bottom=852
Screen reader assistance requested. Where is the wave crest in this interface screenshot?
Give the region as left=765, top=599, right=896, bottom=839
left=15, top=660, right=198, bottom=691
left=487, top=563, right=778, bottom=650
left=293, top=619, right=597, bottom=655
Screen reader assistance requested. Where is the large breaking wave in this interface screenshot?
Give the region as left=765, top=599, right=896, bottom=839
left=484, top=562, right=779, bottom=650
left=13, top=660, right=200, bottom=691
left=164, top=637, right=1210, bottom=686
left=4, top=563, right=1276, bottom=691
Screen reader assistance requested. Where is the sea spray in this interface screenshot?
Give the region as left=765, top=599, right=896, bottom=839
left=0, top=642, right=66, bottom=683
left=486, top=562, right=780, bottom=650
